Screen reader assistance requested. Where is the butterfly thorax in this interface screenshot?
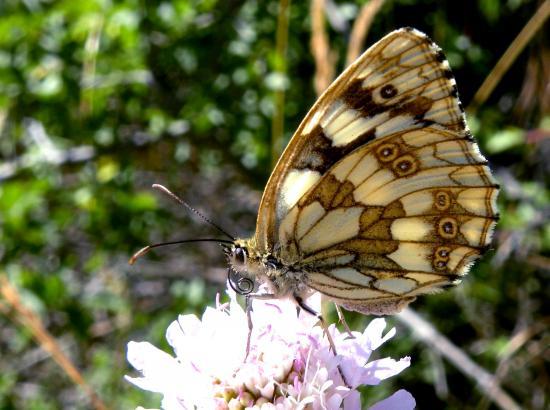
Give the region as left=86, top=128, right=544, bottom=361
left=227, top=238, right=311, bottom=300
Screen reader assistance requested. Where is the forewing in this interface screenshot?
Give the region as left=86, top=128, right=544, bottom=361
left=255, top=28, right=470, bottom=253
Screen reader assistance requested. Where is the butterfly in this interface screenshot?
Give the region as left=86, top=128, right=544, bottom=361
left=224, top=27, right=499, bottom=316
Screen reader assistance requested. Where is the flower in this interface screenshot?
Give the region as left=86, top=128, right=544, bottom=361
left=126, top=288, right=415, bottom=409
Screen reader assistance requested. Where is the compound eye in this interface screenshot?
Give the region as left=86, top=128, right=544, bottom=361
left=234, top=247, right=247, bottom=264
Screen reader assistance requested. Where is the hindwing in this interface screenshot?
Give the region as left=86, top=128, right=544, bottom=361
left=279, top=127, right=498, bottom=313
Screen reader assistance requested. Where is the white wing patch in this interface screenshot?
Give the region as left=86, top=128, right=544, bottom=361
left=346, top=153, right=379, bottom=186
left=399, top=190, right=434, bottom=214
left=300, top=207, right=363, bottom=253
left=374, top=114, right=416, bottom=138
left=331, top=149, right=365, bottom=182
left=296, top=201, right=325, bottom=239
left=375, top=278, right=417, bottom=294
left=320, top=100, right=373, bottom=147
left=330, top=267, right=373, bottom=287
left=457, top=187, right=499, bottom=215
left=353, top=168, right=398, bottom=205
left=391, top=218, right=432, bottom=241
left=309, top=268, right=373, bottom=288
left=460, top=217, right=496, bottom=246
left=387, top=243, right=433, bottom=272
left=277, top=169, right=321, bottom=220
left=311, top=285, right=387, bottom=300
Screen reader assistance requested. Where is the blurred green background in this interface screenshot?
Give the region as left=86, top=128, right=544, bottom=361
left=0, top=0, right=548, bottom=409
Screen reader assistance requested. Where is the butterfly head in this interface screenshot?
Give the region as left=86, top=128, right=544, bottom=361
left=223, top=240, right=262, bottom=295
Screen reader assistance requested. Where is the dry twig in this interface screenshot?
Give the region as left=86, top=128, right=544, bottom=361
left=346, top=0, right=386, bottom=66
left=310, top=0, right=336, bottom=96
left=469, top=0, right=550, bottom=112
left=478, top=318, right=550, bottom=410
left=0, top=276, right=108, bottom=410
left=398, top=308, right=521, bottom=410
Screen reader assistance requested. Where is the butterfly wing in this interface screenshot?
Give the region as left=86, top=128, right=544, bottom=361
left=255, top=27, right=472, bottom=252
left=283, top=125, right=498, bottom=314
left=254, top=28, right=498, bottom=313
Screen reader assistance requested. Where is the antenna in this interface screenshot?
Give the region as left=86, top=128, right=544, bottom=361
left=152, top=184, right=236, bottom=241
left=129, top=238, right=234, bottom=265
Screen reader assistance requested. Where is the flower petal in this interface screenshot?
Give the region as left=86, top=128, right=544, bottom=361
left=166, top=314, right=200, bottom=357
left=364, top=319, right=396, bottom=350
left=342, top=390, right=361, bottom=409
left=125, top=341, right=189, bottom=394
left=368, top=389, right=416, bottom=410
left=326, top=392, right=343, bottom=410
left=359, top=357, right=411, bottom=385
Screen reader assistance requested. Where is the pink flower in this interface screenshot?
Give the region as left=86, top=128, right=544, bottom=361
left=126, top=289, right=415, bottom=409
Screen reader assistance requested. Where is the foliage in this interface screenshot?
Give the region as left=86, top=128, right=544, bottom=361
left=0, top=0, right=548, bottom=409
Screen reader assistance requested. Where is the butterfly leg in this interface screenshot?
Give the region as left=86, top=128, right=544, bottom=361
left=244, top=292, right=276, bottom=359
left=294, top=295, right=351, bottom=388
left=334, top=303, right=354, bottom=338
left=245, top=296, right=253, bottom=359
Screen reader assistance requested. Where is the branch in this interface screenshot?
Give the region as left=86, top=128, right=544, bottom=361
left=397, top=308, right=521, bottom=410
left=0, top=276, right=108, bottom=410
left=468, top=0, right=550, bottom=113
left=310, top=0, right=336, bottom=96
left=345, top=0, right=386, bottom=66
left=478, top=317, right=550, bottom=410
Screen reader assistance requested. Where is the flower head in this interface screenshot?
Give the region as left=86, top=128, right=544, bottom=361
left=126, top=289, right=415, bottom=409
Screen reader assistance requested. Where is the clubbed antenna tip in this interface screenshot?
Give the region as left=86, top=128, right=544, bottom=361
left=128, top=246, right=152, bottom=265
